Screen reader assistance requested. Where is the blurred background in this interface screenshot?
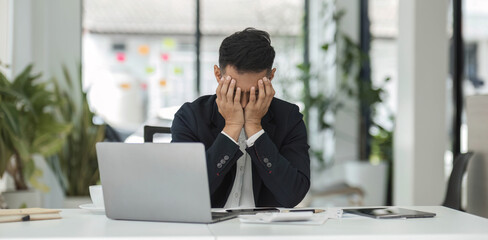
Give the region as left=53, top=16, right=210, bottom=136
left=1, top=0, right=488, bottom=218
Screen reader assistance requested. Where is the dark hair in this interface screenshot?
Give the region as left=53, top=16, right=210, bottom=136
left=219, top=27, right=275, bottom=74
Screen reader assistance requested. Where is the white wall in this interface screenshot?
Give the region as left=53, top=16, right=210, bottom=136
left=0, top=0, right=12, bottom=78
left=11, top=0, right=32, bottom=77
left=7, top=0, right=82, bottom=207
left=394, top=0, right=449, bottom=205
left=307, top=0, right=360, bottom=165
left=12, top=0, right=81, bottom=81
left=334, top=0, right=360, bottom=163
left=466, top=95, right=488, bottom=218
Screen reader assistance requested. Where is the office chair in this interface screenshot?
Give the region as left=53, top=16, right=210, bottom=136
left=104, top=124, right=123, bottom=142
left=143, top=125, right=171, bottom=142
left=442, top=152, right=474, bottom=211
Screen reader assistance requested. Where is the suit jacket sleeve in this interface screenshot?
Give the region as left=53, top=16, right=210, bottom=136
left=245, top=105, right=310, bottom=207
left=171, top=103, right=243, bottom=197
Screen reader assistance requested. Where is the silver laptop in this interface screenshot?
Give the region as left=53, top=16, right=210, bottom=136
left=96, top=142, right=236, bottom=223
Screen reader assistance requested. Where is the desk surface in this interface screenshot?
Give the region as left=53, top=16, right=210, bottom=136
left=1, top=206, right=487, bottom=239
left=209, top=206, right=488, bottom=240
left=0, top=209, right=213, bottom=239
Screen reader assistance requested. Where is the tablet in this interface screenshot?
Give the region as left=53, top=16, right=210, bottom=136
left=343, top=207, right=436, bottom=219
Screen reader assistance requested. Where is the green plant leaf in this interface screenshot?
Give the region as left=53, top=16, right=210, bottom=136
left=50, top=64, right=106, bottom=196
left=29, top=168, right=50, bottom=193
left=321, top=43, right=330, bottom=52
left=0, top=103, right=20, bottom=134
left=0, top=64, right=76, bottom=189
left=0, top=71, right=9, bottom=87
left=0, top=137, right=13, bottom=175
left=23, top=156, right=35, bottom=183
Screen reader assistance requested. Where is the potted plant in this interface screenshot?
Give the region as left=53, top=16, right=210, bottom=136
left=277, top=2, right=394, bottom=206
left=0, top=65, right=72, bottom=208
left=49, top=65, right=105, bottom=203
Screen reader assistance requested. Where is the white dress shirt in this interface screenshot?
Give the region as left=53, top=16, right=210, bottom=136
left=221, top=128, right=264, bottom=208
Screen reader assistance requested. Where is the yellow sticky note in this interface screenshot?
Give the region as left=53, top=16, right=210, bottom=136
left=174, top=67, right=183, bottom=75
left=161, top=38, right=176, bottom=50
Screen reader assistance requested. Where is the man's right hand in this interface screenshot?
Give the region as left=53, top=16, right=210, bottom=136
left=216, top=76, right=244, bottom=142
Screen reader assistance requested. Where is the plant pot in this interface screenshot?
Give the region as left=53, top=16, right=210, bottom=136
left=2, top=189, right=42, bottom=208
left=63, top=196, right=91, bottom=209
left=345, top=161, right=388, bottom=206
left=309, top=160, right=388, bottom=207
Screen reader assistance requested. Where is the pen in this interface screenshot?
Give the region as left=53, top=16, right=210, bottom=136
left=281, top=209, right=325, bottom=213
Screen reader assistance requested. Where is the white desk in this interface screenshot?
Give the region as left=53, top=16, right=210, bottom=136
left=1, top=206, right=487, bottom=239
left=209, top=206, right=488, bottom=240
left=0, top=210, right=213, bottom=239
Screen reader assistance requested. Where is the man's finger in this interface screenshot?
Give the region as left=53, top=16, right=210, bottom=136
left=220, top=76, right=231, bottom=101
left=257, top=79, right=265, bottom=104
left=216, top=77, right=224, bottom=100
left=234, top=87, right=241, bottom=104
left=264, top=77, right=273, bottom=97
left=264, top=77, right=275, bottom=103
left=226, top=79, right=236, bottom=102
left=249, top=86, right=256, bottom=105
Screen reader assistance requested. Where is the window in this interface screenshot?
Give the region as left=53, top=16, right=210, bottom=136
left=369, top=0, right=398, bottom=136
left=82, top=0, right=304, bottom=133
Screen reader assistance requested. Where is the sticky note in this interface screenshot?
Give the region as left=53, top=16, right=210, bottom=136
left=138, top=45, right=150, bottom=55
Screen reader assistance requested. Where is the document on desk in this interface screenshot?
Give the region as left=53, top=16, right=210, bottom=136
left=238, top=208, right=342, bottom=225
left=239, top=212, right=326, bottom=225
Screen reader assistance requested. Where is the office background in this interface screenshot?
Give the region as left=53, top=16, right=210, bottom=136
left=0, top=0, right=487, bottom=218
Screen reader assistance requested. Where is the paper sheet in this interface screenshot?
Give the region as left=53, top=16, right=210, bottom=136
left=238, top=212, right=328, bottom=225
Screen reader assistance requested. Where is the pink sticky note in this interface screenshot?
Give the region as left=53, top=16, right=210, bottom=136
left=116, top=52, right=126, bottom=62
left=141, top=83, right=148, bottom=90
left=161, top=53, right=170, bottom=61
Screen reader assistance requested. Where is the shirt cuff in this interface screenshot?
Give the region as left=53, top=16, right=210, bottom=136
left=246, top=129, right=264, bottom=147
left=221, top=131, right=238, bottom=145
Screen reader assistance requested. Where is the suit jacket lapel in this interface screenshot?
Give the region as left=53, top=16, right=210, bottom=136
left=261, top=109, right=275, bottom=138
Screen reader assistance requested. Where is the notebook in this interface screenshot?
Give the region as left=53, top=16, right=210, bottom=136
left=96, top=142, right=237, bottom=223
left=0, top=208, right=61, bottom=223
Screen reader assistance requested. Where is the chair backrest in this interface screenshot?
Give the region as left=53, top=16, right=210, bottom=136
left=104, top=124, right=123, bottom=142
left=442, top=152, right=474, bottom=211
left=144, top=125, right=171, bottom=142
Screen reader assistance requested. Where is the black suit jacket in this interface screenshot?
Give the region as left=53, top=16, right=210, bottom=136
left=171, top=95, right=310, bottom=208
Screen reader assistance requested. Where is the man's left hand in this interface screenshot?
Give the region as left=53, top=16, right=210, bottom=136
left=244, top=77, right=275, bottom=136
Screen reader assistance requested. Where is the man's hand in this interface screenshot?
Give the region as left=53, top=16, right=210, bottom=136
left=244, top=77, right=275, bottom=136
left=216, top=76, right=244, bottom=141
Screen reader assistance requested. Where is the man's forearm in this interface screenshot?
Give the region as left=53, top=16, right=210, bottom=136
left=244, top=123, right=263, bottom=137
left=223, top=124, right=242, bottom=142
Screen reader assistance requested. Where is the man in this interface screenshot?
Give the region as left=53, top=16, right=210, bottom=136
left=171, top=28, right=310, bottom=208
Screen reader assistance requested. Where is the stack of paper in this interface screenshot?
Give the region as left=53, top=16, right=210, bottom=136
left=238, top=208, right=342, bottom=225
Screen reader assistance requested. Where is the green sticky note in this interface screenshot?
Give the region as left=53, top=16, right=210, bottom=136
left=162, top=38, right=176, bottom=50
left=174, top=67, right=183, bottom=75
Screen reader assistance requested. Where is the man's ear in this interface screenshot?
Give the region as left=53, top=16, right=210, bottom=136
left=214, top=65, right=222, bottom=83
left=269, top=68, right=277, bottom=81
